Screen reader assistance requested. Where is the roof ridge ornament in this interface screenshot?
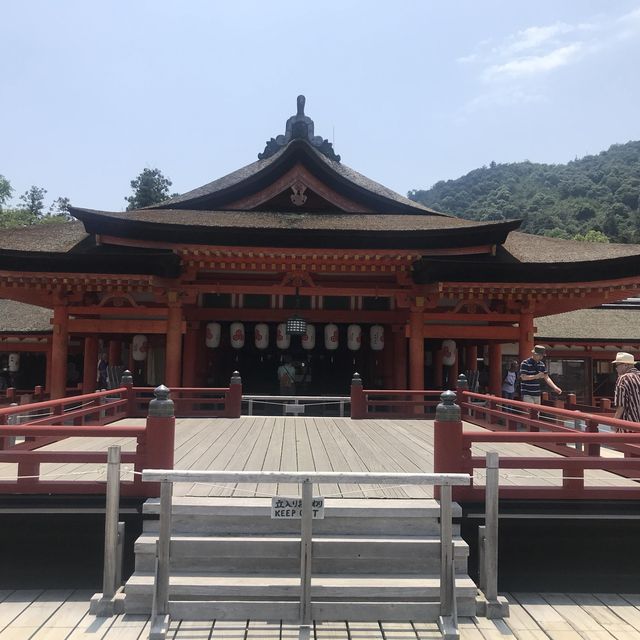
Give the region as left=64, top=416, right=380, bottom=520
left=259, top=95, right=341, bottom=163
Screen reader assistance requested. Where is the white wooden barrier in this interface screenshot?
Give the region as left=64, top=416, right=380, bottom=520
left=141, top=469, right=472, bottom=640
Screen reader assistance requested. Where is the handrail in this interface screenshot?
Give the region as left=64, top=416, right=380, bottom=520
left=141, top=468, right=471, bottom=640
left=432, top=382, right=640, bottom=501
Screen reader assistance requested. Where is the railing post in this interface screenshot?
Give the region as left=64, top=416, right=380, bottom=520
left=227, top=371, right=242, bottom=418
left=300, top=478, right=313, bottom=630
left=150, top=479, right=173, bottom=640
left=600, top=397, right=612, bottom=411
left=566, top=393, right=577, bottom=409
left=455, top=375, right=468, bottom=418
left=90, top=445, right=125, bottom=616
left=478, top=451, right=509, bottom=618
left=585, top=419, right=600, bottom=457
left=121, top=370, right=135, bottom=417
left=350, top=372, right=366, bottom=419
left=6, top=388, right=15, bottom=403
left=437, top=483, right=458, bottom=640
left=434, top=390, right=465, bottom=500
left=145, top=385, right=175, bottom=498
left=0, top=409, right=17, bottom=450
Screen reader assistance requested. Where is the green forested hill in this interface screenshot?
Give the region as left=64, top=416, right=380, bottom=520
left=408, top=141, right=640, bottom=243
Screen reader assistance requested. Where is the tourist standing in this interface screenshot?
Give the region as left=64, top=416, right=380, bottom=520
left=612, top=352, right=640, bottom=429
left=502, top=360, right=518, bottom=399
left=519, top=345, right=562, bottom=404
left=277, top=356, right=296, bottom=395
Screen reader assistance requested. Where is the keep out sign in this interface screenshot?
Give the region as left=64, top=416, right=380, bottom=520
left=271, top=497, right=325, bottom=519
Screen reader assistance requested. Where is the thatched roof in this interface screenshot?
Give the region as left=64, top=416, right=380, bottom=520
left=0, top=300, right=52, bottom=333
left=0, top=221, right=89, bottom=252
left=536, top=308, right=640, bottom=341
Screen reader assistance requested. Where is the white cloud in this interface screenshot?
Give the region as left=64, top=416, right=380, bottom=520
left=456, top=7, right=640, bottom=115
left=483, top=43, right=583, bottom=81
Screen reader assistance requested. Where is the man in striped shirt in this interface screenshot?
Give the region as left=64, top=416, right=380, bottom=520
left=519, top=345, right=562, bottom=404
left=612, top=352, right=640, bottom=426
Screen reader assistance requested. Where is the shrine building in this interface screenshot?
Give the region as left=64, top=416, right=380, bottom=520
left=1, top=95, right=640, bottom=402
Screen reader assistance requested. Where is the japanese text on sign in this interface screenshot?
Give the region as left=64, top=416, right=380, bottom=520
left=271, top=496, right=325, bottom=519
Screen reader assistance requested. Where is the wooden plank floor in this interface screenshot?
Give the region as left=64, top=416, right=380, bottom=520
left=2, top=591, right=640, bottom=638
left=0, top=417, right=637, bottom=497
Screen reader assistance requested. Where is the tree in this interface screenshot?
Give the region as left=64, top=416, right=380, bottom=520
left=19, top=185, right=47, bottom=219
left=46, top=196, right=73, bottom=221
left=573, top=230, right=609, bottom=243
left=125, top=168, right=172, bottom=210
left=0, top=175, right=12, bottom=211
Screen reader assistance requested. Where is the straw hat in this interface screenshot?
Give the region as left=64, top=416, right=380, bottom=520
left=531, top=345, right=546, bottom=356
left=611, top=352, right=637, bottom=365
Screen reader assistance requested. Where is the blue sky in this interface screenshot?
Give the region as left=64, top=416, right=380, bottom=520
left=3, top=1, right=640, bottom=211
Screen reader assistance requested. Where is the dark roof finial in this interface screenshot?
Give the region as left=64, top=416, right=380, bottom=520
left=259, top=95, right=341, bottom=162
left=296, top=94, right=306, bottom=116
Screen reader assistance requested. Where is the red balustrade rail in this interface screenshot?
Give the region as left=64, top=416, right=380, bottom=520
left=0, top=371, right=241, bottom=497
left=350, top=375, right=442, bottom=419
left=128, top=384, right=241, bottom=418
left=433, top=388, right=640, bottom=501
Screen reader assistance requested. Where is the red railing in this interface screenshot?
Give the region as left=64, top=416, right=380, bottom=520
left=350, top=374, right=442, bottom=418
left=0, top=371, right=243, bottom=497
left=127, top=379, right=241, bottom=418
left=433, top=388, right=640, bottom=501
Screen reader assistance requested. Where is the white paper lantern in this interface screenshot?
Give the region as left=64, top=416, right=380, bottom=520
left=230, top=322, right=245, bottom=349
left=301, top=324, right=316, bottom=350
left=370, top=325, right=384, bottom=351
left=324, top=323, right=339, bottom=350
left=132, top=334, right=148, bottom=361
left=8, top=353, right=20, bottom=372
left=205, top=322, right=221, bottom=348
left=442, top=339, right=457, bottom=366
left=255, top=323, right=269, bottom=350
left=276, top=323, right=291, bottom=349
left=347, top=324, right=362, bottom=351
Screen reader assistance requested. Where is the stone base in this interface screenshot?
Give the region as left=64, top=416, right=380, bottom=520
left=89, top=589, right=126, bottom=617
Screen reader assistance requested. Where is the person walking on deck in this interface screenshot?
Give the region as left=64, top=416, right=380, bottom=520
left=277, top=356, right=296, bottom=396
left=612, top=352, right=640, bottom=431
left=520, top=345, right=562, bottom=404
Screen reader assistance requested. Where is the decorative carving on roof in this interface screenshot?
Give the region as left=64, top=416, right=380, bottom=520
left=259, top=95, right=341, bottom=162
left=290, top=181, right=308, bottom=206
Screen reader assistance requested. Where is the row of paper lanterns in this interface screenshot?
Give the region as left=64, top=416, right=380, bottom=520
left=206, top=322, right=385, bottom=351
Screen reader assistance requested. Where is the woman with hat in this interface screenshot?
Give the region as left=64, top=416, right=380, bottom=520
left=612, top=352, right=640, bottom=426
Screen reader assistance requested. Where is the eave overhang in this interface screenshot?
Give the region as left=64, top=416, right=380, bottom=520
left=0, top=249, right=181, bottom=278
left=413, top=253, right=640, bottom=283
left=69, top=210, right=521, bottom=251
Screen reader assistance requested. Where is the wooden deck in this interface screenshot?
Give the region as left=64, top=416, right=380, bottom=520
left=2, top=590, right=640, bottom=639
left=1, top=416, right=636, bottom=497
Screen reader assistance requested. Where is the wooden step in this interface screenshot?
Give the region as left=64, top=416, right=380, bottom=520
left=165, top=599, right=446, bottom=623
left=142, top=497, right=460, bottom=536
left=133, top=533, right=469, bottom=574
left=125, top=572, right=478, bottom=618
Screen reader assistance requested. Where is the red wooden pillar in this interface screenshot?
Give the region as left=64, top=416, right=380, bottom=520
left=409, top=308, right=424, bottom=390
left=434, top=349, right=444, bottom=389
left=519, top=312, right=534, bottom=363
left=108, top=338, right=121, bottom=367
left=45, top=340, right=52, bottom=393
left=465, top=345, right=478, bottom=372
left=393, top=326, right=407, bottom=390
left=82, top=336, right=99, bottom=394
left=165, top=304, right=183, bottom=388
left=182, top=321, right=200, bottom=387
left=489, top=342, right=502, bottom=396
left=50, top=306, right=69, bottom=399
